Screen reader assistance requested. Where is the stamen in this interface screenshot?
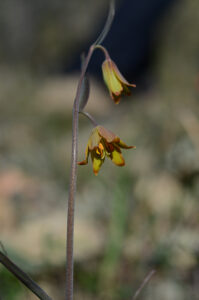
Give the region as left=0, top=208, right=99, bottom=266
left=96, top=148, right=100, bottom=155
left=95, top=142, right=105, bottom=158
left=99, top=143, right=104, bottom=151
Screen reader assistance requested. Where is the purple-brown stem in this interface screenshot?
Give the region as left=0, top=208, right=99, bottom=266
left=0, top=250, right=52, bottom=300
left=79, top=111, right=98, bottom=127
left=66, top=45, right=95, bottom=300
left=95, top=44, right=111, bottom=60
left=66, top=3, right=115, bottom=298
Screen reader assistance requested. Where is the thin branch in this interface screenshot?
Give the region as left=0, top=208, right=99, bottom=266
left=79, top=111, right=98, bottom=127
left=66, top=45, right=95, bottom=300
left=0, top=251, right=53, bottom=300
left=94, top=44, right=111, bottom=60
left=132, top=270, right=156, bottom=300
left=0, top=241, right=7, bottom=256
left=94, top=0, right=115, bottom=45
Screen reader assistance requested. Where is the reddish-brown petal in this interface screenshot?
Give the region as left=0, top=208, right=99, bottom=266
left=78, top=160, right=88, bottom=165
left=117, top=140, right=136, bottom=149
left=97, top=126, right=117, bottom=143
left=78, top=145, right=89, bottom=165
left=112, top=60, right=136, bottom=88
left=122, top=84, right=131, bottom=96
left=111, top=92, right=121, bottom=104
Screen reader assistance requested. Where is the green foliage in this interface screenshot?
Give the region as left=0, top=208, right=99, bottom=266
left=0, top=268, right=24, bottom=300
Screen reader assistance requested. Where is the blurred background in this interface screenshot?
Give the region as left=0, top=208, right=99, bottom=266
left=0, top=0, right=199, bottom=299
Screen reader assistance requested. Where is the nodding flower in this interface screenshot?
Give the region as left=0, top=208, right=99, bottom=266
left=102, top=59, right=136, bottom=104
left=78, top=125, right=135, bottom=175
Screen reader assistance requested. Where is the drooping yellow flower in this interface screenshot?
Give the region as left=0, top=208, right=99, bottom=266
left=78, top=125, right=135, bottom=175
left=102, top=59, right=136, bottom=104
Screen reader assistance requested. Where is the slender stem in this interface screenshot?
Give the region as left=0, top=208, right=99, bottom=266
left=66, top=45, right=95, bottom=300
left=132, top=270, right=156, bottom=300
left=95, top=44, right=111, bottom=60
left=0, top=251, right=52, bottom=300
left=0, top=241, right=7, bottom=255
left=66, top=2, right=115, bottom=297
left=93, top=0, right=115, bottom=46
left=79, top=111, right=98, bottom=127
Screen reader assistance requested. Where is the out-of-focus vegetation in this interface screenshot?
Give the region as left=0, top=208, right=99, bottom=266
left=0, top=0, right=106, bottom=72
left=0, top=0, right=199, bottom=299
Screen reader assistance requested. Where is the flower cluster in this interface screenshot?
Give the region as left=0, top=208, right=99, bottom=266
left=79, top=48, right=136, bottom=175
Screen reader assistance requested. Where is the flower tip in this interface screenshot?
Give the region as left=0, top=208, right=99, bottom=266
left=115, top=98, right=121, bottom=104
left=78, top=160, right=88, bottom=165
left=118, top=161, right=125, bottom=166
left=125, top=145, right=136, bottom=150
left=111, top=94, right=121, bottom=104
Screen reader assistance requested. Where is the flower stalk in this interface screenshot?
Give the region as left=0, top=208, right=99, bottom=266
left=66, top=45, right=95, bottom=300
left=80, top=111, right=98, bottom=127
left=66, top=40, right=135, bottom=300
left=95, top=44, right=111, bottom=60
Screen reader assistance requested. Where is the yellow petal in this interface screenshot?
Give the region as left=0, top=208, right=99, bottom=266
left=88, top=127, right=101, bottom=150
left=110, top=149, right=125, bottom=166
left=92, top=156, right=103, bottom=175
left=102, top=60, right=123, bottom=95
left=109, top=73, right=123, bottom=95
